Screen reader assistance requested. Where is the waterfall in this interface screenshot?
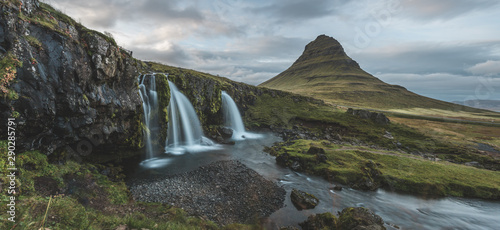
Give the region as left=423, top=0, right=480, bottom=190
left=221, top=91, right=263, bottom=140
left=138, top=74, right=160, bottom=159
left=221, top=91, right=245, bottom=137
left=165, top=80, right=217, bottom=155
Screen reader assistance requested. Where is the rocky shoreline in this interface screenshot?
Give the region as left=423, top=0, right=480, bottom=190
left=129, top=160, right=286, bottom=225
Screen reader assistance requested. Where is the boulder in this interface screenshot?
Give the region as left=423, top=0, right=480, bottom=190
left=299, top=212, right=337, bottom=230
left=338, top=207, right=386, bottom=230
left=290, top=189, right=319, bottom=210
left=220, top=127, right=234, bottom=139
left=331, top=185, right=343, bottom=191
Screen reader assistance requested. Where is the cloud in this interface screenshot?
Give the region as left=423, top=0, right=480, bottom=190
left=250, top=0, right=342, bottom=22
left=378, top=73, right=500, bottom=102
left=466, top=60, right=500, bottom=76
left=351, top=41, right=500, bottom=76
left=399, top=0, right=500, bottom=21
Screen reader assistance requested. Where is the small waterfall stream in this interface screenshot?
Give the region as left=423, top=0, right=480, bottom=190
left=221, top=91, right=245, bottom=135
left=165, top=80, right=217, bottom=155
left=221, top=91, right=263, bottom=140
left=138, top=74, right=160, bottom=159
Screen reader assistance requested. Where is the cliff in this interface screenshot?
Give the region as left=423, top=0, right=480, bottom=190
left=0, top=0, right=143, bottom=160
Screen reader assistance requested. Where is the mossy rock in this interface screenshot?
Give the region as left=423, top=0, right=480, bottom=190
left=155, top=73, right=170, bottom=143
left=338, top=207, right=386, bottom=230
left=299, top=212, right=338, bottom=230
left=290, top=189, right=319, bottom=210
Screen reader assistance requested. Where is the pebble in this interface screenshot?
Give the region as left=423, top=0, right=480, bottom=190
left=129, top=160, right=285, bottom=225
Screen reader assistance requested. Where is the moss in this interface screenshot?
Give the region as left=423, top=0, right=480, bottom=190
left=25, top=35, right=43, bottom=50
left=155, top=73, right=170, bottom=143
left=125, top=105, right=145, bottom=149
left=0, top=52, right=22, bottom=100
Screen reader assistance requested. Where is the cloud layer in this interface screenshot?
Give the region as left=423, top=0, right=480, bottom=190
left=41, top=0, right=500, bottom=102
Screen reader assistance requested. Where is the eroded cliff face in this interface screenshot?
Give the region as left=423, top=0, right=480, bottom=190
left=0, top=0, right=143, bottom=160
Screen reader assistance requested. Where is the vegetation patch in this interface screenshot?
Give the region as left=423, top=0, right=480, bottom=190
left=0, top=52, right=22, bottom=100
left=270, top=139, right=500, bottom=199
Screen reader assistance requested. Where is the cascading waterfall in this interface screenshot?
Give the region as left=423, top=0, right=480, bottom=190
left=221, top=91, right=263, bottom=140
left=221, top=91, right=245, bottom=138
left=138, top=74, right=160, bottom=159
left=165, top=80, right=216, bottom=154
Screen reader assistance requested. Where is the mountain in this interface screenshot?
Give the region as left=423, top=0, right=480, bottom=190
left=260, top=35, right=482, bottom=111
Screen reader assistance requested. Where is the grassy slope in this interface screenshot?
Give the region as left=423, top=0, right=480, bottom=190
left=271, top=139, right=500, bottom=199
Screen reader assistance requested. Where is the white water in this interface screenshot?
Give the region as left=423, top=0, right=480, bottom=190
left=165, top=81, right=219, bottom=155
left=138, top=74, right=160, bottom=159
left=221, top=91, right=263, bottom=140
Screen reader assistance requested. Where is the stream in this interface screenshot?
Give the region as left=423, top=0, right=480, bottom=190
left=129, top=133, right=500, bottom=230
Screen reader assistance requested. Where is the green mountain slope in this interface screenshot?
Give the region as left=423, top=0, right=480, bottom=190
left=260, top=35, right=486, bottom=112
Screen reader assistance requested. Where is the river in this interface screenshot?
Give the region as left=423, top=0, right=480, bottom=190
left=129, top=133, right=500, bottom=230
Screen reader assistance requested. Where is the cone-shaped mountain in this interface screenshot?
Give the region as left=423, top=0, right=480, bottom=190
left=260, top=35, right=476, bottom=110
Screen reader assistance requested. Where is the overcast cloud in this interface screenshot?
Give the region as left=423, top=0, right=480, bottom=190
left=41, top=0, right=500, bottom=103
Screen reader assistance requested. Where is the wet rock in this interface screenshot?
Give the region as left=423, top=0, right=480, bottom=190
left=353, top=160, right=382, bottom=191
left=222, top=140, right=236, bottom=145
left=338, top=207, right=386, bottom=230
left=291, top=161, right=301, bottom=171
left=299, top=212, right=337, bottom=230
left=220, top=127, right=233, bottom=139
left=331, top=185, right=343, bottom=191
left=290, top=189, right=319, bottom=210
left=276, top=152, right=291, bottom=167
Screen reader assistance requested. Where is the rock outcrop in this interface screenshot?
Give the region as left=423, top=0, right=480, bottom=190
left=290, top=189, right=319, bottom=210
left=347, top=108, right=390, bottom=125
left=338, top=207, right=386, bottom=230
left=0, top=0, right=142, bottom=160
left=299, top=207, right=386, bottom=230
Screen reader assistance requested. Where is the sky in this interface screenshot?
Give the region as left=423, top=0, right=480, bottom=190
left=40, top=0, right=500, bottom=103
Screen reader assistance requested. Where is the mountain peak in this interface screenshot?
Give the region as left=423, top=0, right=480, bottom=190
left=293, top=34, right=358, bottom=68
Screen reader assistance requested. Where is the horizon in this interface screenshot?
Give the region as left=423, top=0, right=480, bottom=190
left=40, top=0, right=500, bottom=103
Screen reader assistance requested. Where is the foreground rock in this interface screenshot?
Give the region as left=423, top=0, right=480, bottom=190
left=299, top=207, right=386, bottom=230
left=129, top=160, right=285, bottom=225
left=338, top=207, right=386, bottom=230
left=290, top=189, right=319, bottom=210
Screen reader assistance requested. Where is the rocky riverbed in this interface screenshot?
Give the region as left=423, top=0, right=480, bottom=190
left=129, top=160, right=286, bottom=225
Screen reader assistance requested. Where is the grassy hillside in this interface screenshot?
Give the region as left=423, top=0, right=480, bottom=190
left=268, top=139, right=500, bottom=199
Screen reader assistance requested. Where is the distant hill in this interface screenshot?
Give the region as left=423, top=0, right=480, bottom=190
left=259, top=35, right=485, bottom=112
left=453, top=100, right=500, bottom=112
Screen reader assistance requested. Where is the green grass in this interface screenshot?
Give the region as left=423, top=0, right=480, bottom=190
left=273, top=139, right=500, bottom=199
